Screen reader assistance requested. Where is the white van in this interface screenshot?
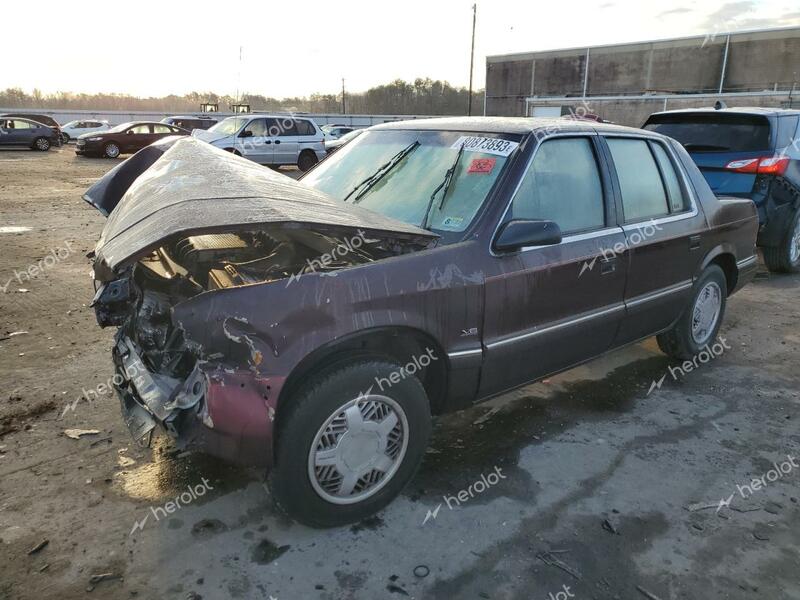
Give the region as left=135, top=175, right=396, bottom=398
left=193, top=114, right=325, bottom=171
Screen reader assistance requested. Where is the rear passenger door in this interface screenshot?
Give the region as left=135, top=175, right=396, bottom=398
left=480, top=134, right=628, bottom=397
left=601, top=135, right=707, bottom=345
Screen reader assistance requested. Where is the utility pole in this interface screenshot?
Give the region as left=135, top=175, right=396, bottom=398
left=467, top=3, right=477, bottom=115
left=342, top=78, right=346, bottom=114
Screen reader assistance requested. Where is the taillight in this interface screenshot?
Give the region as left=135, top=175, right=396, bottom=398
left=725, top=155, right=790, bottom=175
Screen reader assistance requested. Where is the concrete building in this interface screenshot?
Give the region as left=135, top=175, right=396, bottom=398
left=485, top=26, right=800, bottom=126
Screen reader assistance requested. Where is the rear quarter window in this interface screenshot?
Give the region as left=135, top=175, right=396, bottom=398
left=644, top=113, right=771, bottom=152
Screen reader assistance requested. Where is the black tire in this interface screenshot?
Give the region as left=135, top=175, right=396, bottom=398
left=224, top=147, right=241, bottom=156
left=657, top=265, right=727, bottom=360
left=269, top=358, right=431, bottom=527
left=103, top=142, right=120, bottom=159
left=762, top=209, right=800, bottom=274
left=32, top=137, right=50, bottom=151
left=297, top=150, right=318, bottom=172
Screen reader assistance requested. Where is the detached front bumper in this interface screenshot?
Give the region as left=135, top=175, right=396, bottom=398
left=111, top=335, right=282, bottom=467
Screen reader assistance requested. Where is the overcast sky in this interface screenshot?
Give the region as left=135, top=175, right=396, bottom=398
left=2, top=0, right=798, bottom=98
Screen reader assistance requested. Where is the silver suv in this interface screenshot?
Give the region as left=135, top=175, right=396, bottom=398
left=193, top=114, right=325, bottom=171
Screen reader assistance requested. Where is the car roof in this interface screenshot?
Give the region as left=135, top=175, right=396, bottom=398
left=166, top=115, right=216, bottom=119
left=370, top=116, right=647, bottom=137
left=649, top=107, right=800, bottom=118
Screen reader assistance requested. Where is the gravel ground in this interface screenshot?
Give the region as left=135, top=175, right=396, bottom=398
left=1, top=147, right=798, bottom=600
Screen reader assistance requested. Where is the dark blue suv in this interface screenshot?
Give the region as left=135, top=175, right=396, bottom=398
left=644, top=107, right=800, bottom=273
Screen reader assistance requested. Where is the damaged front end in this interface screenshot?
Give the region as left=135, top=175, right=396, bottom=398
left=88, top=138, right=436, bottom=466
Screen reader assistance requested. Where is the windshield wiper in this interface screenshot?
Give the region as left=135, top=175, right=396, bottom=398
left=342, top=141, right=420, bottom=204
left=421, top=142, right=465, bottom=228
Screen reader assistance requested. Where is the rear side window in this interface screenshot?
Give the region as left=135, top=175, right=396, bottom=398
left=607, top=138, right=669, bottom=222
left=776, top=116, right=799, bottom=150
left=643, top=113, right=770, bottom=152
left=650, top=142, right=688, bottom=213
left=296, top=120, right=316, bottom=136
left=510, top=137, right=605, bottom=234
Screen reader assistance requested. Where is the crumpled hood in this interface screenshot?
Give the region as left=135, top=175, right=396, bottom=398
left=90, top=137, right=437, bottom=282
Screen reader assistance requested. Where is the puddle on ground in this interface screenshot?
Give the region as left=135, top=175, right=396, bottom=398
left=112, top=437, right=258, bottom=503
left=251, top=539, right=290, bottom=564
left=410, top=354, right=670, bottom=499
left=0, top=226, right=31, bottom=233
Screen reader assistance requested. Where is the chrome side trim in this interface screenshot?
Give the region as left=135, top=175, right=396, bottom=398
left=485, top=302, right=625, bottom=350
left=447, top=348, right=483, bottom=359
left=625, top=280, right=693, bottom=309
left=737, top=255, right=758, bottom=269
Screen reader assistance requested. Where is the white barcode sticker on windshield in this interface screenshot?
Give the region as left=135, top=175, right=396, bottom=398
left=451, top=136, right=519, bottom=156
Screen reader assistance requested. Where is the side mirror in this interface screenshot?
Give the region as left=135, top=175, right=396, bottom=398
left=493, top=219, right=562, bottom=252
left=239, top=130, right=253, bottom=138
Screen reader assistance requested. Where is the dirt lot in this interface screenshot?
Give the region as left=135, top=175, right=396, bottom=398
left=1, top=147, right=799, bottom=600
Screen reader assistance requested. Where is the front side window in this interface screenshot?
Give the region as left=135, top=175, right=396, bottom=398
left=607, top=138, right=669, bottom=222
left=509, top=137, right=605, bottom=234
left=208, top=117, right=248, bottom=136
left=303, top=129, right=520, bottom=241
left=243, top=119, right=267, bottom=137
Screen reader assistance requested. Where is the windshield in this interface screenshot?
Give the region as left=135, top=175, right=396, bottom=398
left=208, top=116, right=249, bottom=135
left=303, top=129, right=519, bottom=240
left=644, top=113, right=771, bottom=152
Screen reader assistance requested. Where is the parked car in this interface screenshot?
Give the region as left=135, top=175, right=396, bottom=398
left=193, top=114, right=325, bottom=171
left=161, top=115, right=218, bottom=132
left=85, top=118, right=757, bottom=527
left=324, top=128, right=364, bottom=154
left=0, top=117, right=59, bottom=151
left=60, top=119, right=110, bottom=144
left=643, top=107, right=800, bottom=273
left=75, top=121, right=188, bottom=158
left=322, top=125, right=356, bottom=139
left=1, top=113, right=62, bottom=144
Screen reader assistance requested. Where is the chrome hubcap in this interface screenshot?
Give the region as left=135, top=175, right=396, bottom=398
left=308, top=394, right=407, bottom=505
left=692, top=281, right=722, bottom=345
left=790, top=217, right=800, bottom=264
left=107, top=144, right=119, bottom=157
left=36, top=138, right=48, bottom=149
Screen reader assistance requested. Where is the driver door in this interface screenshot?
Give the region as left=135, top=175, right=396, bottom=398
left=479, top=135, right=628, bottom=397
left=124, top=124, right=155, bottom=152
left=237, top=118, right=272, bottom=164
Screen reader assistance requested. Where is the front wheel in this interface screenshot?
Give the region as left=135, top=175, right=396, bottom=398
left=103, top=142, right=120, bottom=158
left=657, top=265, right=727, bottom=360
left=762, top=209, right=800, bottom=274
left=297, top=150, right=318, bottom=172
left=269, top=359, right=431, bottom=527
left=60, top=132, right=70, bottom=144
left=33, top=137, right=51, bottom=151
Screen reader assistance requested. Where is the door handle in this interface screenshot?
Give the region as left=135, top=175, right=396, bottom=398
left=274, top=140, right=281, bottom=145
left=689, top=235, right=701, bottom=250
left=600, top=257, right=616, bottom=274
left=264, top=140, right=272, bottom=144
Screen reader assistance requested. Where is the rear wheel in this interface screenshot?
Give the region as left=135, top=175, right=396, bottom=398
left=269, top=359, right=431, bottom=527
left=657, top=265, right=727, bottom=360
left=297, top=150, right=318, bottom=172
left=763, top=209, right=800, bottom=274
left=103, top=142, right=120, bottom=158
left=33, top=137, right=50, bottom=151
